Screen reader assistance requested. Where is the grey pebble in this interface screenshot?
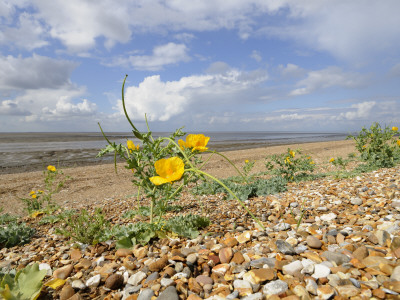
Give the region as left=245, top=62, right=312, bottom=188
left=276, top=239, right=296, bottom=255
left=262, top=279, right=289, bottom=296
left=138, top=288, right=154, bottom=300
left=157, top=286, right=179, bottom=300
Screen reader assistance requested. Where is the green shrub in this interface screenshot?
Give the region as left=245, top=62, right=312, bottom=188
left=265, top=148, right=316, bottom=182
left=0, top=222, right=35, bottom=248
left=55, top=208, right=111, bottom=245
left=113, top=214, right=210, bottom=248
left=347, top=122, right=400, bottom=168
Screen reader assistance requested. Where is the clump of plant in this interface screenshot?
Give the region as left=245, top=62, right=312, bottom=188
left=55, top=208, right=111, bottom=245
left=0, top=221, right=35, bottom=248
left=347, top=123, right=400, bottom=168
left=0, top=263, right=47, bottom=300
left=193, top=175, right=287, bottom=200
left=97, top=75, right=265, bottom=247
left=0, top=208, right=18, bottom=225
left=20, top=165, right=69, bottom=215
left=265, top=148, right=316, bottom=182
left=112, top=214, right=210, bottom=248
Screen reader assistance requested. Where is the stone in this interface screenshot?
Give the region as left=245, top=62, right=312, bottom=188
left=390, top=266, right=400, bottom=281
left=71, top=279, right=86, bottom=290
left=320, top=213, right=337, bottom=222
left=250, top=257, right=275, bottom=268
left=352, top=245, right=369, bottom=260
left=321, top=251, right=350, bottom=265
left=144, top=271, right=160, bottom=284
left=276, top=240, right=296, bottom=255
left=231, top=251, right=245, bottom=264
left=133, top=247, right=148, bottom=259
left=282, top=260, right=303, bottom=276
left=39, top=263, right=52, bottom=276
left=53, top=264, right=74, bottom=280
left=60, top=285, right=75, bottom=300
left=70, top=248, right=82, bottom=261
left=246, top=268, right=275, bottom=284
left=306, top=235, right=322, bottom=249
left=293, top=285, right=311, bottom=300
left=305, top=278, right=318, bottom=295
left=312, top=264, right=331, bottom=279
left=196, top=275, right=213, bottom=286
left=237, top=231, right=252, bottom=243
left=350, top=197, right=363, bottom=205
left=317, top=285, right=335, bottom=299
left=212, top=263, right=230, bottom=276
left=241, top=292, right=263, bottom=300
left=233, top=279, right=253, bottom=297
left=186, top=253, right=197, bottom=264
left=262, top=280, right=288, bottom=296
left=149, top=255, right=168, bottom=272
left=86, top=274, right=101, bottom=288
left=375, top=230, right=390, bottom=246
left=137, top=288, right=154, bottom=300
left=336, top=285, right=360, bottom=297
left=128, top=271, right=147, bottom=286
left=105, top=273, right=124, bottom=290
left=116, top=248, right=132, bottom=257
left=157, top=286, right=179, bottom=300
left=219, top=247, right=233, bottom=263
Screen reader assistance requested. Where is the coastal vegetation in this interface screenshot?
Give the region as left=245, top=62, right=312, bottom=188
left=0, top=77, right=400, bottom=299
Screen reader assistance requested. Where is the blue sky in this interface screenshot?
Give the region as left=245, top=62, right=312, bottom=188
left=1, top=0, right=400, bottom=133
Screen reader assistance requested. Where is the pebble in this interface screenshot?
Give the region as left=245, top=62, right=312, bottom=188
left=4, top=164, right=400, bottom=300
left=262, top=280, right=288, bottom=296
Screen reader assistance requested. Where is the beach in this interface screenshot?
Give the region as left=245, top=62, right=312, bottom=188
left=2, top=138, right=400, bottom=299
left=0, top=139, right=355, bottom=216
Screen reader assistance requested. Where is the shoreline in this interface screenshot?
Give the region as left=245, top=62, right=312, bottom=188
left=0, top=139, right=355, bottom=216
left=0, top=138, right=349, bottom=175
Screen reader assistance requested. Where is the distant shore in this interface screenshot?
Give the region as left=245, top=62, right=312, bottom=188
left=0, top=139, right=355, bottom=216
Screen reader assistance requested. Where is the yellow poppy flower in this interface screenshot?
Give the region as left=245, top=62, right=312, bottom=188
left=310, top=161, right=315, bottom=165
left=31, top=194, right=37, bottom=199
left=47, top=165, right=56, bottom=172
left=284, top=157, right=291, bottom=164
left=289, top=150, right=295, bottom=157
left=149, top=157, right=185, bottom=185
left=392, top=126, right=398, bottom=131
left=127, top=140, right=139, bottom=152
left=30, top=190, right=35, bottom=195
left=245, top=159, right=249, bottom=164
left=178, top=134, right=210, bottom=152
left=397, top=140, right=400, bottom=146
left=329, top=158, right=335, bottom=163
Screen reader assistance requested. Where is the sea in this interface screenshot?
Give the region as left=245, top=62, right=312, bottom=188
left=0, top=131, right=348, bottom=174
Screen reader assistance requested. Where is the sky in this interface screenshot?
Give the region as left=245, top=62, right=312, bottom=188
left=1, top=0, right=400, bottom=133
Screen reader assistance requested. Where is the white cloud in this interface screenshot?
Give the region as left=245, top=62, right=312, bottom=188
left=290, top=66, right=369, bottom=96
left=0, top=100, right=31, bottom=116
left=0, top=54, right=77, bottom=90
left=335, top=101, right=376, bottom=121
left=0, top=12, right=48, bottom=50
left=117, top=67, right=268, bottom=122
left=278, top=63, right=305, bottom=78
left=259, top=0, right=400, bottom=62
left=42, top=98, right=97, bottom=119
left=123, top=43, right=190, bottom=71
left=389, top=63, right=400, bottom=77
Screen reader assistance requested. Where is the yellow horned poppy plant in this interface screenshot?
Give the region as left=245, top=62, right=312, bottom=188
left=397, top=140, right=400, bottom=146
left=47, top=165, right=56, bottom=172
left=127, top=140, right=139, bottom=152
left=178, top=134, right=210, bottom=152
left=289, top=150, right=295, bottom=157
left=149, top=157, right=184, bottom=185
left=329, top=158, right=335, bottom=163
left=392, top=126, right=398, bottom=131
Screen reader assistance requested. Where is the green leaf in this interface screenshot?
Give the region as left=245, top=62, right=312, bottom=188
left=115, top=236, right=133, bottom=249
left=0, top=264, right=47, bottom=300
